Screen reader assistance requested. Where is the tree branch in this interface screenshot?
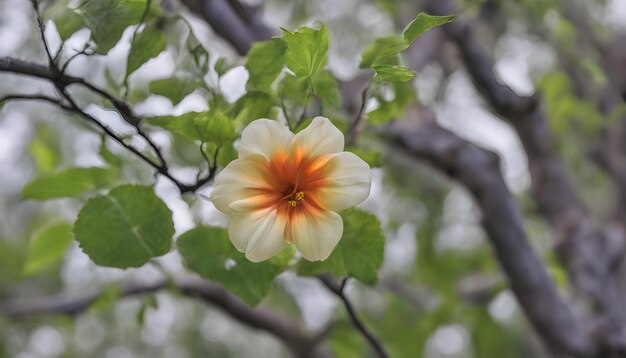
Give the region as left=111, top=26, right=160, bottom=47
left=0, top=56, right=217, bottom=194
left=388, top=110, right=593, bottom=357
left=422, top=1, right=626, bottom=354
left=179, top=0, right=274, bottom=55
left=0, top=276, right=326, bottom=358
left=319, top=275, right=389, bottom=358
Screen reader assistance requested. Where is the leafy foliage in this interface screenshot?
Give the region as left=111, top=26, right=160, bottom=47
left=22, top=167, right=116, bottom=200
left=280, top=24, right=329, bottom=78
left=298, top=208, right=385, bottom=284
left=74, top=185, right=174, bottom=268
left=23, top=222, right=74, bottom=275
left=245, top=39, right=287, bottom=91
left=126, top=26, right=167, bottom=79
left=75, top=0, right=153, bottom=54
left=177, top=226, right=288, bottom=306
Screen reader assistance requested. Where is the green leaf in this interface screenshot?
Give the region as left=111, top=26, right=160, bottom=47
left=280, top=25, right=329, bottom=78
left=22, top=167, right=115, bottom=200
left=44, top=0, right=85, bottom=41
left=214, top=57, right=234, bottom=77
left=347, top=147, right=382, bottom=168
left=245, top=39, right=287, bottom=91
left=402, top=13, right=457, bottom=43
left=149, top=77, right=201, bottom=105
left=280, top=74, right=310, bottom=105
left=23, top=223, right=74, bottom=275
left=232, top=91, right=278, bottom=125
left=126, top=26, right=167, bottom=79
left=185, top=25, right=210, bottom=74
left=297, top=208, right=385, bottom=284
left=75, top=0, right=150, bottom=54
left=313, top=71, right=341, bottom=109
left=372, top=65, right=416, bottom=82
left=359, top=35, right=408, bottom=69
left=193, top=111, right=237, bottom=144
left=367, top=82, right=416, bottom=124
left=28, top=124, right=59, bottom=174
left=146, top=112, right=202, bottom=140
left=177, top=226, right=286, bottom=306
left=74, top=185, right=174, bottom=268
left=88, top=285, right=122, bottom=312
left=99, top=138, right=123, bottom=168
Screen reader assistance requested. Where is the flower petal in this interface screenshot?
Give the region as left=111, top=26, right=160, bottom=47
left=210, top=155, right=274, bottom=215
left=292, top=117, right=344, bottom=158
left=228, top=208, right=287, bottom=262
left=239, top=119, right=294, bottom=160
left=313, top=152, right=371, bottom=211
left=291, top=206, right=343, bottom=261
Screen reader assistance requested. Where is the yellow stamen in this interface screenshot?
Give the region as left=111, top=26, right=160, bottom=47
left=288, top=191, right=305, bottom=207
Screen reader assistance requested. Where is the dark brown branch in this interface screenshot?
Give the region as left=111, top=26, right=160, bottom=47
left=388, top=111, right=593, bottom=357
left=1, top=94, right=67, bottom=108
left=0, top=56, right=216, bottom=194
left=347, top=84, right=369, bottom=146
left=180, top=0, right=274, bottom=55
left=320, top=275, right=389, bottom=358
left=0, top=276, right=326, bottom=358
left=422, top=1, right=626, bottom=355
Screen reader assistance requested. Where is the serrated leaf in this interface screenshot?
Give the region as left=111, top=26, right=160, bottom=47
left=280, top=74, right=310, bottom=105
left=402, top=13, right=457, bottom=43
left=193, top=111, right=237, bottom=144
left=177, top=226, right=286, bottom=306
left=373, top=65, right=416, bottom=82
left=232, top=91, right=278, bottom=125
left=313, top=71, right=341, bottom=109
left=146, top=112, right=202, bottom=140
left=280, top=25, right=329, bottom=78
left=297, top=208, right=385, bottom=284
left=74, top=185, right=174, bottom=268
left=359, top=35, right=408, bottom=69
left=44, top=0, right=85, bottom=41
left=149, top=77, right=201, bottom=105
left=23, top=223, right=74, bottom=275
left=75, top=0, right=151, bottom=54
left=245, top=39, right=287, bottom=91
left=367, top=82, right=416, bottom=124
left=22, top=167, right=116, bottom=200
left=126, top=26, right=167, bottom=79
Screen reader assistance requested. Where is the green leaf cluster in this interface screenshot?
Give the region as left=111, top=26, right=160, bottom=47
left=177, top=226, right=290, bottom=306
left=360, top=13, right=457, bottom=82
left=298, top=208, right=385, bottom=284
left=74, top=185, right=174, bottom=268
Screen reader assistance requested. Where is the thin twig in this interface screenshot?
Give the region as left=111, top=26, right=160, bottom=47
left=280, top=92, right=294, bottom=131
left=1, top=94, right=68, bottom=108
left=61, top=46, right=94, bottom=73
left=30, top=0, right=56, bottom=67
left=319, top=275, right=389, bottom=358
left=347, top=84, right=369, bottom=146
left=0, top=276, right=325, bottom=357
left=297, top=76, right=314, bottom=128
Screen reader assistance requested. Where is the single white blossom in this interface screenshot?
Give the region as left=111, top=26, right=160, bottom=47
left=211, top=117, right=371, bottom=262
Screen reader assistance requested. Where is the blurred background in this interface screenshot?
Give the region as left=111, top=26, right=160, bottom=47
left=1, top=0, right=626, bottom=357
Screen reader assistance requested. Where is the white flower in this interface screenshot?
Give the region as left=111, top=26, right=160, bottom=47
left=210, top=117, right=371, bottom=262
